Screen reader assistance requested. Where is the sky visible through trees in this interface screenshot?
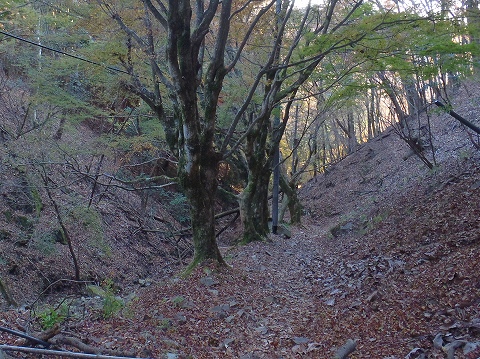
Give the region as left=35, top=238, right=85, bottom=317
left=293, top=0, right=323, bottom=7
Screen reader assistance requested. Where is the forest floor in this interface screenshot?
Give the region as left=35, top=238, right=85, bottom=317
left=1, top=83, right=480, bottom=358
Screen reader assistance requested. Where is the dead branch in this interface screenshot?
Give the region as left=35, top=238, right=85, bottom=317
left=216, top=211, right=240, bottom=238
left=40, top=168, right=80, bottom=281
left=49, top=334, right=136, bottom=357
left=334, top=339, right=357, bottom=359
left=467, top=131, right=480, bottom=149
left=29, top=279, right=95, bottom=307
left=0, top=326, right=52, bottom=348
left=215, top=208, right=240, bottom=220
left=0, top=345, right=147, bottom=359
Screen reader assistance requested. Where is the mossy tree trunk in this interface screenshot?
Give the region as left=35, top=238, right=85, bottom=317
left=279, top=169, right=302, bottom=225
left=179, top=144, right=225, bottom=267
left=238, top=95, right=275, bottom=243
left=114, top=0, right=236, bottom=267
left=238, top=158, right=271, bottom=243
left=166, top=0, right=229, bottom=266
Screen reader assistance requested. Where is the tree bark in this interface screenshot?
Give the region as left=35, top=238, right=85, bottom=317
left=238, top=173, right=271, bottom=243
left=0, top=278, right=16, bottom=307
left=180, top=148, right=225, bottom=267
left=279, top=166, right=302, bottom=224
left=167, top=0, right=227, bottom=267
left=238, top=122, right=271, bottom=243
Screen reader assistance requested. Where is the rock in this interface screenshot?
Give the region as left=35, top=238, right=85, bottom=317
left=405, top=347, right=425, bottom=359
left=268, top=221, right=292, bottom=238
left=254, top=326, right=268, bottom=335
left=433, top=333, right=444, bottom=349
left=277, top=224, right=292, bottom=238
left=0, top=230, right=11, bottom=241
left=366, top=290, right=378, bottom=302
left=52, top=228, right=67, bottom=245
left=325, top=298, right=335, bottom=306
left=209, top=304, right=230, bottom=317
left=14, top=238, right=29, bottom=247
left=175, top=313, right=187, bottom=324
left=200, top=277, right=216, bottom=287
left=138, top=278, right=152, bottom=287
left=222, top=338, right=235, bottom=348
left=292, top=336, right=310, bottom=344
left=463, top=341, right=480, bottom=355
left=330, top=222, right=355, bottom=237
left=471, top=180, right=480, bottom=189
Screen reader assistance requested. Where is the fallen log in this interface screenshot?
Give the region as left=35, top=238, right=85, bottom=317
left=49, top=334, right=136, bottom=357
left=0, top=345, right=149, bottom=359
left=334, top=339, right=357, bottom=359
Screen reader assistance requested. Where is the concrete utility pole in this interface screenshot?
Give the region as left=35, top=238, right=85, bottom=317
left=271, top=0, right=282, bottom=235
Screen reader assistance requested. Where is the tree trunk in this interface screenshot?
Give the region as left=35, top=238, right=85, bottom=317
left=180, top=149, right=225, bottom=267
left=279, top=168, right=302, bottom=224
left=165, top=0, right=229, bottom=268
left=238, top=157, right=271, bottom=244
left=238, top=108, right=273, bottom=243
left=347, top=112, right=357, bottom=154
left=377, top=71, right=408, bottom=127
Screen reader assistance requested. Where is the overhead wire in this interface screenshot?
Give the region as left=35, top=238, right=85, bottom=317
left=0, top=29, right=147, bottom=79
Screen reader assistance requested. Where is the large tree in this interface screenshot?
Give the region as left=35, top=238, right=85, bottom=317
left=96, top=0, right=280, bottom=266
left=92, top=0, right=476, bottom=265
left=97, top=0, right=370, bottom=254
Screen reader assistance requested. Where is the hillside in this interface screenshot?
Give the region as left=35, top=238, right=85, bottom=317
left=0, top=81, right=480, bottom=358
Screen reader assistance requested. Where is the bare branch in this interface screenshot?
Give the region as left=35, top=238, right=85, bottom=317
left=225, top=0, right=276, bottom=72
left=142, top=0, right=167, bottom=28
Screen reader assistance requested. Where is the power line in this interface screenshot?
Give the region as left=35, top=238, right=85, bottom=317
left=0, top=29, right=134, bottom=77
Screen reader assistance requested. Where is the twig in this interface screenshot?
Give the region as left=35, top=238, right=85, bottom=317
left=29, top=279, right=95, bottom=307
left=216, top=212, right=239, bottom=238
left=0, top=345, right=149, bottom=359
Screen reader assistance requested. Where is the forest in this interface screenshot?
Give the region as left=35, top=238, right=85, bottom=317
left=0, top=0, right=480, bottom=358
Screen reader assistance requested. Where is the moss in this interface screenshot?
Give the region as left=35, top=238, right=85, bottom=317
left=0, top=229, right=11, bottom=241
left=3, top=210, right=12, bottom=222
left=30, top=186, right=43, bottom=215
left=34, top=232, right=57, bottom=256
left=53, top=228, right=67, bottom=245
left=239, top=228, right=267, bottom=245
left=14, top=215, right=34, bottom=230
